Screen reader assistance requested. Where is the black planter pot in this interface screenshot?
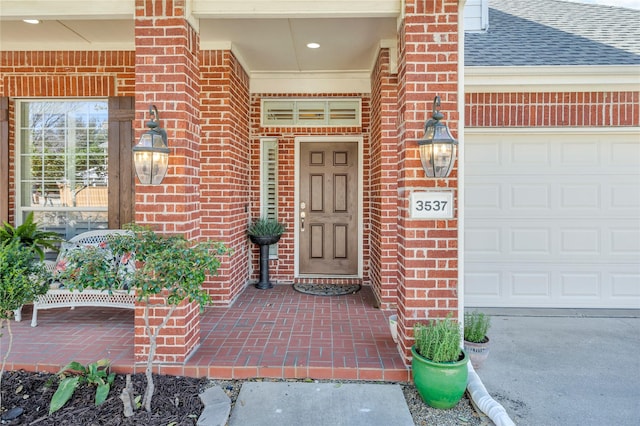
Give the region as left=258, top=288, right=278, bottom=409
left=249, top=234, right=281, bottom=289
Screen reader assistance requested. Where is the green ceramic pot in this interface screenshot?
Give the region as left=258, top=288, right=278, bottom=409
left=411, top=345, right=469, bottom=409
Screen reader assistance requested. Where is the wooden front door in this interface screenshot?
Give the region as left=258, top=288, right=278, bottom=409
left=299, top=142, right=358, bottom=275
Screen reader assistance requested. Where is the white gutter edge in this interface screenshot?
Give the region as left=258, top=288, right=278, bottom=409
left=467, top=362, right=516, bottom=426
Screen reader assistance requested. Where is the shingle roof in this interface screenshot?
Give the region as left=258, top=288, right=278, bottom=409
left=465, top=0, right=640, bottom=66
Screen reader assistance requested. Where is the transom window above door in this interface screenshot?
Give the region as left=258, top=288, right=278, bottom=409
left=17, top=100, right=109, bottom=241
left=261, top=99, right=361, bottom=127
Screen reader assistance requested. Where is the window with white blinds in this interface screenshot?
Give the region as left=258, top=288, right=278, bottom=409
left=261, top=99, right=361, bottom=127
left=260, top=138, right=279, bottom=258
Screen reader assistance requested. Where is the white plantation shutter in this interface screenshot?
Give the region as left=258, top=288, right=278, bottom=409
left=261, top=138, right=279, bottom=257
left=261, top=99, right=360, bottom=127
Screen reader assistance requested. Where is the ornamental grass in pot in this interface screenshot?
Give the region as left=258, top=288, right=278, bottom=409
left=411, top=314, right=468, bottom=409
left=247, top=217, right=286, bottom=289
left=464, top=310, right=491, bottom=369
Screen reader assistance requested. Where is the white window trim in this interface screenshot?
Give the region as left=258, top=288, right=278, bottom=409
left=14, top=99, right=109, bottom=234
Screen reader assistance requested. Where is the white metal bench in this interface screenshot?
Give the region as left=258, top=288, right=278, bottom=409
left=14, top=229, right=136, bottom=327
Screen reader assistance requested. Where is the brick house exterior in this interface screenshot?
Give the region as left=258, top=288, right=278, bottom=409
left=1, top=0, right=638, bottom=364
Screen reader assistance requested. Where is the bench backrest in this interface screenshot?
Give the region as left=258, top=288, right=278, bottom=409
left=68, top=229, right=132, bottom=247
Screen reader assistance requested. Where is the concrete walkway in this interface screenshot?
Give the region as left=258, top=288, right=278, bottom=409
left=227, top=382, right=413, bottom=426
left=475, top=309, right=640, bottom=426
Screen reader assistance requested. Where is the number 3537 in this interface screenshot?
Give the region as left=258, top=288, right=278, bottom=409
left=410, top=192, right=454, bottom=219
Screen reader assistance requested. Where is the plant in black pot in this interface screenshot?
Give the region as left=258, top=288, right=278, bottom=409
left=464, top=310, right=491, bottom=369
left=248, top=217, right=286, bottom=289
left=411, top=313, right=469, bottom=409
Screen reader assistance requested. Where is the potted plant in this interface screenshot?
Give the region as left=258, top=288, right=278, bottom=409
left=411, top=313, right=468, bottom=409
left=247, top=217, right=285, bottom=289
left=464, top=310, right=491, bottom=369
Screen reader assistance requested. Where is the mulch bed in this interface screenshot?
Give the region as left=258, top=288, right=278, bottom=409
left=1, top=370, right=208, bottom=425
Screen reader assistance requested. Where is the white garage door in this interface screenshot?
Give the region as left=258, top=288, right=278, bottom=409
left=464, top=129, right=640, bottom=308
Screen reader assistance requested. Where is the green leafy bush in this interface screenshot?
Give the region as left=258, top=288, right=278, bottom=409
left=49, top=359, right=115, bottom=414
left=57, top=224, right=232, bottom=412
left=0, top=239, right=50, bottom=410
left=0, top=212, right=62, bottom=260
left=414, top=314, right=463, bottom=363
left=247, top=217, right=286, bottom=237
left=464, top=310, right=491, bottom=343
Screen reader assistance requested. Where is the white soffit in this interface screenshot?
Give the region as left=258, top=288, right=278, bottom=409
left=250, top=72, right=371, bottom=94
left=191, top=0, right=401, bottom=18
left=0, top=0, right=133, bottom=20
left=465, top=65, right=640, bottom=92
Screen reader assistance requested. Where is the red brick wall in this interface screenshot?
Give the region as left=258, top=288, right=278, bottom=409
left=0, top=51, right=135, bottom=224
left=465, top=91, right=639, bottom=127
left=369, top=48, right=400, bottom=310
left=396, top=0, right=460, bottom=361
left=199, top=50, right=251, bottom=304
left=249, top=94, right=371, bottom=284
left=133, top=1, right=202, bottom=239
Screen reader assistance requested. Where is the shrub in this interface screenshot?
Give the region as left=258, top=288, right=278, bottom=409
left=464, top=310, right=491, bottom=343
left=0, top=212, right=62, bottom=260
left=414, top=314, right=463, bottom=363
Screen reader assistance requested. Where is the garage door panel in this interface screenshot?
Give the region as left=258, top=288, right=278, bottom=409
left=465, top=130, right=640, bottom=309
left=468, top=218, right=638, bottom=261
left=466, top=262, right=640, bottom=308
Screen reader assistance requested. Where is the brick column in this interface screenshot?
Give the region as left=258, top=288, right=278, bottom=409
left=370, top=48, right=399, bottom=310
left=133, top=0, right=201, bottom=363
left=396, top=0, right=460, bottom=363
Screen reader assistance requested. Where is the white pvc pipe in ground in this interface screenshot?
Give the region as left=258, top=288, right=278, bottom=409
left=467, top=362, right=516, bottom=426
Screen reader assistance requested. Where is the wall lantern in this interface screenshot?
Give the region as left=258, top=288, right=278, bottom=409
left=417, top=96, right=458, bottom=178
left=133, top=105, right=170, bottom=185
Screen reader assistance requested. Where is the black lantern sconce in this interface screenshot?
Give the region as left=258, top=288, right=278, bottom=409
left=133, top=105, right=170, bottom=185
left=417, top=96, right=458, bottom=178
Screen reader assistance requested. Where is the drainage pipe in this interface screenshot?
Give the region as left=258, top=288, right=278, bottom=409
left=466, top=362, right=515, bottom=426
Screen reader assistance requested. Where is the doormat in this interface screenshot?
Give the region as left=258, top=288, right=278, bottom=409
left=293, top=283, right=361, bottom=296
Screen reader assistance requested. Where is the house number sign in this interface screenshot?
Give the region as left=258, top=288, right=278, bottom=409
left=410, top=191, right=454, bottom=219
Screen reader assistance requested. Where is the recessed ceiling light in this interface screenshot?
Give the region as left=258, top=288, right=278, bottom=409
left=306, top=42, right=320, bottom=49
left=23, top=19, right=40, bottom=24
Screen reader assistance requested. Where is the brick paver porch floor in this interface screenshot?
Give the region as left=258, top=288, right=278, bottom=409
left=1, top=285, right=410, bottom=382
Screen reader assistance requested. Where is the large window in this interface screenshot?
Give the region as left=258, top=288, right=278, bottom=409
left=17, top=100, right=109, bottom=241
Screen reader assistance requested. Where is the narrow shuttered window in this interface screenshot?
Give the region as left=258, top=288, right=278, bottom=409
left=261, top=138, right=279, bottom=258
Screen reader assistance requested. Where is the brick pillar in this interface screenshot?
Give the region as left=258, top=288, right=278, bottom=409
left=396, top=0, right=460, bottom=363
left=199, top=50, right=251, bottom=305
left=370, top=48, right=399, bottom=310
left=133, top=0, right=201, bottom=363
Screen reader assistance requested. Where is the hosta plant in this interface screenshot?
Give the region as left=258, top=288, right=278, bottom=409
left=49, top=359, right=115, bottom=414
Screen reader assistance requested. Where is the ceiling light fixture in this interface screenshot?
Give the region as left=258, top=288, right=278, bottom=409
left=23, top=19, right=40, bottom=24
left=306, top=42, right=320, bottom=49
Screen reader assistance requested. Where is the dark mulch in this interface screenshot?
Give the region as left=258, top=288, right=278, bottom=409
left=1, top=370, right=208, bottom=425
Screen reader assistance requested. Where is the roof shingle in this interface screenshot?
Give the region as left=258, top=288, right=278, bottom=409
left=465, top=0, right=640, bottom=66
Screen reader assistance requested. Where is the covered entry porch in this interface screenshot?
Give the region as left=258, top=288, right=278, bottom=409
left=2, top=285, right=409, bottom=382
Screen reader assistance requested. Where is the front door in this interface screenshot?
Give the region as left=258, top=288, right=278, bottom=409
left=299, top=141, right=358, bottom=275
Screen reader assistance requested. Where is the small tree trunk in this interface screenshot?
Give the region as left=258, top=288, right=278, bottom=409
left=119, top=374, right=136, bottom=417
left=141, top=300, right=177, bottom=412
left=0, top=318, right=13, bottom=411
